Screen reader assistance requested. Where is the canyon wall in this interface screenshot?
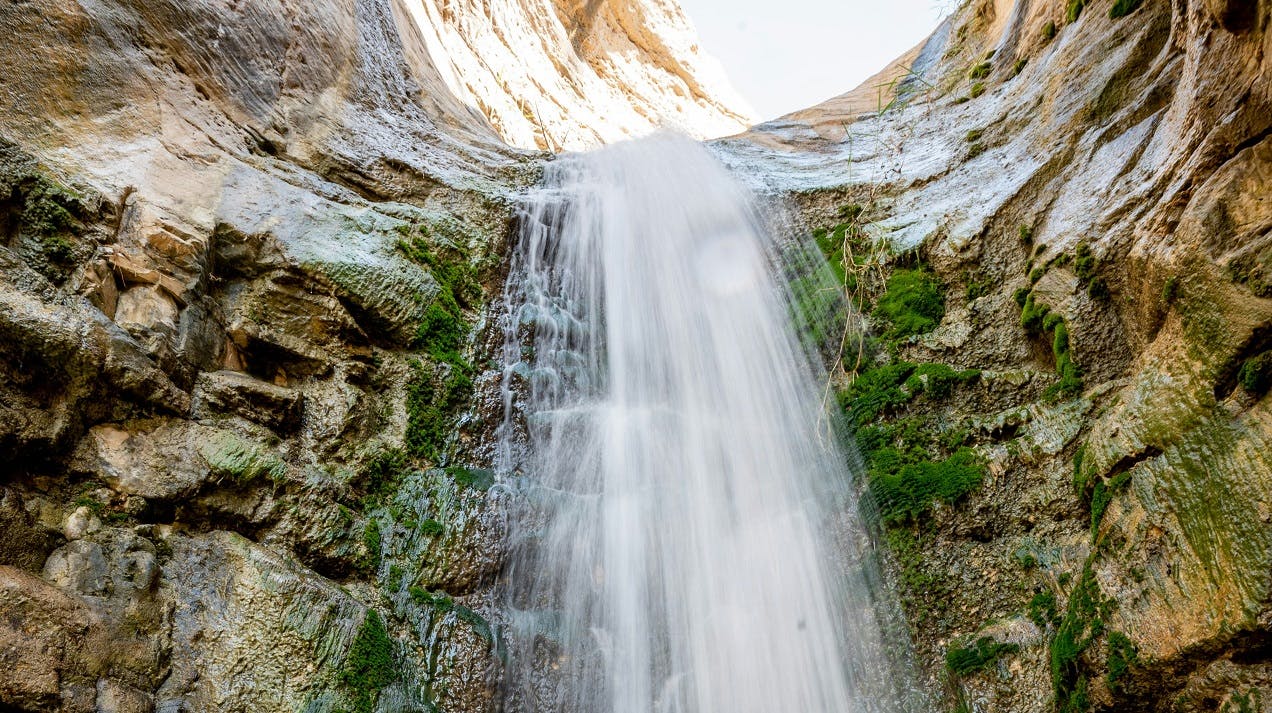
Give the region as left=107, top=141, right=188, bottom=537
left=2, top=0, right=1271, bottom=711
left=718, top=0, right=1272, bottom=710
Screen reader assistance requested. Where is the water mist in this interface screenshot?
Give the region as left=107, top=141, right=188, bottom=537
left=495, top=134, right=920, bottom=713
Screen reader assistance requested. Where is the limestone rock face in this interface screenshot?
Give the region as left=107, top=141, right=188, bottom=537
left=720, top=0, right=1272, bottom=710
left=402, top=0, right=755, bottom=149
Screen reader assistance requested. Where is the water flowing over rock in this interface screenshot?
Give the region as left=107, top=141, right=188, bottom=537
left=494, top=134, right=922, bottom=712
left=2, top=0, right=1271, bottom=710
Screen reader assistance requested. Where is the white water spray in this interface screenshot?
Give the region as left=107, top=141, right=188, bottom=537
left=496, top=134, right=918, bottom=713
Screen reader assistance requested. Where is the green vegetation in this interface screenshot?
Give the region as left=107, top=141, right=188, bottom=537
left=968, top=62, right=992, bottom=80
left=838, top=359, right=983, bottom=524
left=1050, top=563, right=1109, bottom=713
left=409, top=587, right=495, bottom=644
left=1105, top=631, right=1138, bottom=693
left=967, top=142, right=987, bottom=159
left=1012, top=59, right=1028, bottom=77
left=1073, top=242, right=1108, bottom=299
left=1066, top=0, right=1087, bottom=23
left=1045, top=316, right=1084, bottom=401
left=1162, top=276, right=1179, bottom=304
left=340, top=610, right=398, bottom=713
left=1019, top=224, right=1035, bottom=245
left=395, top=232, right=484, bottom=463
left=946, top=636, right=1020, bottom=676
left=1019, top=292, right=1050, bottom=334
left=445, top=465, right=496, bottom=490
left=1237, top=352, right=1272, bottom=396
left=870, top=446, right=984, bottom=523
left=1017, top=291, right=1083, bottom=400
left=1028, top=589, right=1060, bottom=630
left=969, top=82, right=987, bottom=98
left=361, top=519, right=382, bottom=572
left=360, top=449, right=409, bottom=504
left=1030, top=267, right=1046, bottom=284
left=406, top=356, right=474, bottom=461
left=965, top=274, right=991, bottom=302
left=965, top=129, right=984, bottom=143
left=1042, top=21, right=1057, bottom=40
left=884, top=528, right=950, bottom=618
left=1090, top=471, right=1131, bottom=539
left=1223, top=690, right=1262, bottom=713
left=1109, top=0, right=1144, bottom=18
left=873, top=267, right=945, bottom=341
left=420, top=518, right=444, bottom=537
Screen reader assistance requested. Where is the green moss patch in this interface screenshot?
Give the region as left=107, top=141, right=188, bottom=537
left=340, top=610, right=399, bottom=713
left=1109, top=0, right=1144, bottom=18
left=409, top=587, right=495, bottom=645
left=1237, top=352, right=1272, bottom=396
left=1050, top=562, right=1110, bottom=713
left=406, top=356, right=474, bottom=462
left=1066, top=0, right=1087, bottom=23
left=1105, top=631, right=1138, bottom=692
left=199, top=432, right=286, bottom=485
left=873, top=267, right=946, bottom=341
left=946, top=636, right=1020, bottom=676
left=870, top=446, right=984, bottom=524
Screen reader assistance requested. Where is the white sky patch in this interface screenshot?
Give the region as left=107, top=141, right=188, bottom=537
left=677, top=0, right=952, bottom=120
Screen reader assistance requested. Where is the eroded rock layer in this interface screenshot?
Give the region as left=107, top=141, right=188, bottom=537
left=720, top=0, right=1272, bottom=710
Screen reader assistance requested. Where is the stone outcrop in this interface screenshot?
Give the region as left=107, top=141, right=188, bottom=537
left=400, top=0, right=755, bottom=149
left=719, top=0, right=1272, bottom=710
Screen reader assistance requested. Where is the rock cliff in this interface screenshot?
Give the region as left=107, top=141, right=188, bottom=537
left=2, top=0, right=1271, bottom=711
left=718, top=0, right=1272, bottom=710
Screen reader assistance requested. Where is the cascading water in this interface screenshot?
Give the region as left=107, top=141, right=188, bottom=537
left=495, top=134, right=919, bottom=713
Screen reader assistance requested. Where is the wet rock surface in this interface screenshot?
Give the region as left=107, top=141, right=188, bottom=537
left=728, top=0, right=1272, bottom=711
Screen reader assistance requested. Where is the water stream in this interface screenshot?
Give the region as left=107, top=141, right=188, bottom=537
left=495, top=134, right=919, bottom=713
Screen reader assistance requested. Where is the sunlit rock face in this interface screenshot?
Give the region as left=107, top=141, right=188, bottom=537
left=400, top=0, right=755, bottom=149
left=715, top=0, right=1272, bottom=711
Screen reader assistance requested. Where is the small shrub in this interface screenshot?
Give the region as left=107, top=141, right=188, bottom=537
left=965, top=277, right=991, bottom=302
left=954, top=96, right=971, bottom=105
left=420, top=518, right=444, bottom=536
left=969, top=82, right=987, bottom=98
left=1019, top=224, right=1034, bottom=245
left=1110, top=0, right=1144, bottom=18
left=946, top=636, right=1020, bottom=676
left=1020, top=293, right=1050, bottom=334
left=967, top=142, right=987, bottom=159
left=965, top=128, right=984, bottom=143
left=446, top=465, right=496, bottom=490
left=904, top=363, right=980, bottom=400
left=1029, top=267, right=1046, bottom=284
left=1012, top=59, right=1028, bottom=77
left=1237, top=352, right=1272, bottom=396
left=1042, top=21, right=1057, bottom=40
left=1013, top=287, right=1031, bottom=308
left=968, top=62, right=992, bottom=80
left=1162, top=276, right=1179, bottom=304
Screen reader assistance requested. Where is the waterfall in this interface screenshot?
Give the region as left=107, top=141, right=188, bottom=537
left=495, top=134, right=920, bottom=713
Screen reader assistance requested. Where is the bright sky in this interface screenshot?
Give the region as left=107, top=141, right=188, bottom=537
left=678, top=0, right=953, bottom=120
